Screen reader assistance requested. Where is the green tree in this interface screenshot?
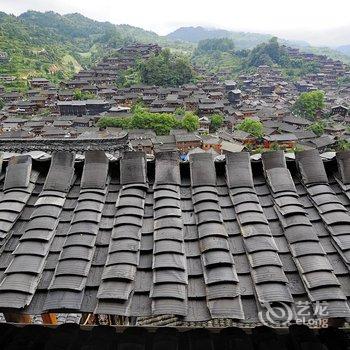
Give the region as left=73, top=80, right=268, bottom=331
left=195, top=38, right=235, bottom=55
left=131, top=101, right=145, bottom=113
left=175, top=107, right=185, bottom=117
left=210, top=114, right=224, bottom=131
left=292, top=90, right=325, bottom=120
left=246, top=37, right=287, bottom=67
left=182, top=112, right=199, bottom=132
left=131, top=105, right=181, bottom=135
left=98, top=107, right=182, bottom=135
left=308, top=121, right=325, bottom=136
left=337, top=139, right=350, bottom=151
left=0, top=99, right=4, bottom=110
left=117, top=67, right=141, bottom=87
left=236, top=118, right=263, bottom=138
left=270, top=142, right=281, bottom=151
left=54, top=71, right=65, bottom=80
left=293, top=145, right=304, bottom=153
left=97, top=116, right=132, bottom=129
left=73, top=89, right=96, bottom=100
left=243, top=37, right=322, bottom=78
left=139, top=49, right=194, bottom=87
left=253, top=146, right=265, bottom=154
left=337, top=76, right=350, bottom=86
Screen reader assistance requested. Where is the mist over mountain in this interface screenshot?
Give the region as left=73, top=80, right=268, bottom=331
left=168, top=26, right=236, bottom=42
left=0, top=9, right=349, bottom=84
left=300, top=26, right=350, bottom=48
left=166, top=26, right=350, bottom=60
left=273, top=26, right=350, bottom=55
left=0, top=10, right=172, bottom=82
left=167, top=26, right=311, bottom=49
left=337, top=45, right=350, bottom=56
left=167, top=26, right=274, bottom=49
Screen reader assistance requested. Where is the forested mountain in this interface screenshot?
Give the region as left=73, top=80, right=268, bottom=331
left=167, top=26, right=273, bottom=49
left=191, top=38, right=241, bottom=76
left=167, top=26, right=350, bottom=63
left=0, top=13, right=71, bottom=88
left=168, top=26, right=234, bottom=42
left=18, top=11, right=115, bottom=40
left=0, top=11, right=169, bottom=87
left=190, top=37, right=325, bottom=79
left=0, top=10, right=349, bottom=90
left=337, top=45, right=350, bottom=56
left=19, top=11, right=165, bottom=45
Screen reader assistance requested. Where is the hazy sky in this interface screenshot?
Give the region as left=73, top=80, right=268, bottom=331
left=1, top=0, right=350, bottom=46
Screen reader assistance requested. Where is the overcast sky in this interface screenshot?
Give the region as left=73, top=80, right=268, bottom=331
left=2, top=0, right=350, bottom=46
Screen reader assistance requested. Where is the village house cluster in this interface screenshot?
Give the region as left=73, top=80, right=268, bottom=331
left=0, top=43, right=349, bottom=156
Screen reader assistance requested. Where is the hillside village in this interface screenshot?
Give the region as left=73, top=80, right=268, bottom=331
left=3, top=4, right=350, bottom=345
left=0, top=42, right=350, bottom=157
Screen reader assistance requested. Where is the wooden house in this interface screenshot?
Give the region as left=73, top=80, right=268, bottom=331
left=174, top=133, right=202, bottom=153
left=263, top=133, right=297, bottom=149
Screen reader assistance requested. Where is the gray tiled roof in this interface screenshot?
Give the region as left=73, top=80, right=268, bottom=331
left=0, top=149, right=349, bottom=323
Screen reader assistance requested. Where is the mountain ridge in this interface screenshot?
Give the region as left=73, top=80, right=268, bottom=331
left=167, top=26, right=276, bottom=50
left=0, top=10, right=349, bottom=89
left=0, top=10, right=172, bottom=86
left=166, top=26, right=350, bottom=60
left=337, top=45, right=350, bottom=56
left=166, top=26, right=309, bottom=48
